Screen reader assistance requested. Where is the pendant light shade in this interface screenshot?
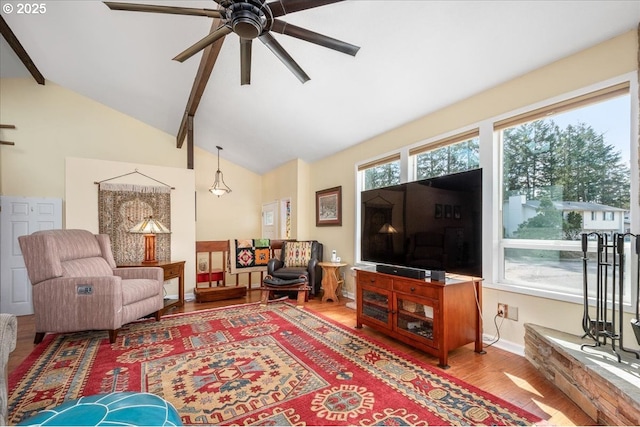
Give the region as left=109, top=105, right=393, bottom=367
left=209, top=145, right=232, bottom=197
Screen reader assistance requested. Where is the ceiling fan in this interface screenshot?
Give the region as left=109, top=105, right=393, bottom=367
left=104, top=0, right=360, bottom=85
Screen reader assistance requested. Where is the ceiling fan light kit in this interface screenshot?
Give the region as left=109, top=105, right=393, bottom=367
left=230, top=1, right=268, bottom=39
left=104, top=0, right=359, bottom=85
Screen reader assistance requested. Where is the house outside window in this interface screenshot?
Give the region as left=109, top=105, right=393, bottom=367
left=499, top=83, right=631, bottom=303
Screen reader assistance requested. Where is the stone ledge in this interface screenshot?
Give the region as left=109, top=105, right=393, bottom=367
left=524, top=323, right=639, bottom=426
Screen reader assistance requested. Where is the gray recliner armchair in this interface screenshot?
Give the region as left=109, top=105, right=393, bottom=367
left=18, top=229, right=164, bottom=344
left=267, top=240, right=323, bottom=295
left=0, top=313, right=17, bottom=427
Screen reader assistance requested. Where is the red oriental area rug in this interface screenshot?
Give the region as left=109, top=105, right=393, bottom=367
left=8, top=302, right=540, bottom=425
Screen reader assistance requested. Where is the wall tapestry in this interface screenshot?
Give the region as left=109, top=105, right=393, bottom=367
left=98, top=183, right=171, bottom=266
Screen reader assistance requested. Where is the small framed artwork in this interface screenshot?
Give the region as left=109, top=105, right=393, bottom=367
left=444, top=204, right=452, bottom=219
left=316, top=186, right=342, bottom=226
left=434, top=204, right=443, bottom=219
left=453, top=205, right=461, bottom=220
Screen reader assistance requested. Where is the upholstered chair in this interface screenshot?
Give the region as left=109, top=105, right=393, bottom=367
left=18, top=229, right=164, bottom=344
left=406, top=232, right=447, bottom=270
left=0, top=313, right=17, bottom=427
left=267, top=241, right=323, bottom=295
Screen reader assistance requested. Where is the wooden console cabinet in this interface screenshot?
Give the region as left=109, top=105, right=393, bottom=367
left=356, top=269, right=483, bottom=368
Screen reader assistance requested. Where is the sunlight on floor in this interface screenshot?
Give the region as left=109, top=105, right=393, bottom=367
left=504, top=372, right=543, bottom=397
left=503, top=371, right=586, bottom=425
left=531, top=398, right=577, bottom=426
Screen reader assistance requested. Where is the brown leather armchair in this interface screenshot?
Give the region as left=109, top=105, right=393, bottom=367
left=267, top=240, right=323, bottom=295
left=18, top=229, right=164, bottom=344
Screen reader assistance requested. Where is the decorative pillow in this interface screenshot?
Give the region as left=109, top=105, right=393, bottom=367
left=284, top=241, right=312, bottom=268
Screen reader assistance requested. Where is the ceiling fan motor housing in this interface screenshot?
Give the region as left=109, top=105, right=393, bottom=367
left=227, top=1, right=270, bottom=39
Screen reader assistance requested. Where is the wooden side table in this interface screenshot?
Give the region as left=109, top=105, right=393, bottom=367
left=119, top=261, right=185, bottom=313
left=318, top=262, right=347, bottom=302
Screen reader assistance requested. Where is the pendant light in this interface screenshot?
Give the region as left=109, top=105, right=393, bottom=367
left=209, top=145, right=232, bottom=197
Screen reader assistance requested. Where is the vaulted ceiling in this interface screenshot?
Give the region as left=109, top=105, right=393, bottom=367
left=2, top=1, right=639, bottom=174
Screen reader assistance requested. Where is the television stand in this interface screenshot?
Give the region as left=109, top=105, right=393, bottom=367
left=355, top=269, right=483, bottom=368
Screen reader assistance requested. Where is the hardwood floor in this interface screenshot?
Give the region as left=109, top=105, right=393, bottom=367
left=7, top=289, right=594, bottom=425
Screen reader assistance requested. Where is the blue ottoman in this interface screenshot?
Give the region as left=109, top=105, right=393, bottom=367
left=18, top=392, right=182, bottom=426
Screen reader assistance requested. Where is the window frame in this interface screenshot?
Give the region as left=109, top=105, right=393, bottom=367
left=492, top=74, right=637, bottom=310
left=353, top=72, right=638, bottom=313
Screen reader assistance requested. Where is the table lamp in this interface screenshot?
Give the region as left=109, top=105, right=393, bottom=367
left=129, top=216, right=170, bottom=264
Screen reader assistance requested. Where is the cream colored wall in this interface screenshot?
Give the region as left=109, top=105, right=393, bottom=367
left=295, top=159, right=312, bottom=239
left=261, top=158, right=314, bottom=240
left=0, top=78, right=185, bottom=199
left=304, top=30, right=639, bottom=350
left=65, top=157, right=196, bottom=296
left=262, top=159, right=299, bottom=238
left=193, top=146, right=263, bottom=286
left=194, top=146, right=262, bottom=240
left=0, top=77, right=201, bottom=296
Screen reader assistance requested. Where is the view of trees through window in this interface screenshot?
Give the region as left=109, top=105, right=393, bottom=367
left=358, top=86, right=632, bottom=302
left=501, top=92, right=631, bottom=300
left=503, top=116, right=630, bottom=240
left=416, top=138, right=480, bottom=180
left=363, top=160, right=400, bottom=190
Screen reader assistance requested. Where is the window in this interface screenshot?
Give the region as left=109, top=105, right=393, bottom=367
left=410, top=129, right=479, bottom=179
left=498, top=83, right=631, bottom=302
left=354, top=78, right=636, bottom=309
left=359, top=154, right=401, bottom=190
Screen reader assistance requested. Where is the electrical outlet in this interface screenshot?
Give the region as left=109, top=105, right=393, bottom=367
left=497, top=303, right=508, bottom=318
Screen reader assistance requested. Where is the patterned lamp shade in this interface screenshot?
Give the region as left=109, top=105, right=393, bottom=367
left=129, top=216, right=170, bottom=264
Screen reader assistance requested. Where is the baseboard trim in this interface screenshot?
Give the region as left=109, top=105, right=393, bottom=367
left=483, top=334, right=524, bottom=356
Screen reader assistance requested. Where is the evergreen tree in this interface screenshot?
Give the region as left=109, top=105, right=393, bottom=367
left=514, top=198, right=562, bottom=239
left=364, top=162, right=400, bottom=190
left=504, top=119, right=629, bottom=240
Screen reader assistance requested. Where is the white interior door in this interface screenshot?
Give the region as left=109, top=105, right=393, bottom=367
left=0, top=196, right=62, bottom=315
left=262, top=201, right=278, bottom=239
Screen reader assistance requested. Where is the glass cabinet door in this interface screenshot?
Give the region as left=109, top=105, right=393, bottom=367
left=394, top=295, right=438, bottom=348
left=360, top=286, right=392, bottom=328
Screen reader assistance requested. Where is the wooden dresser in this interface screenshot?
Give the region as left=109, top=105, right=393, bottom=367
left=355, top=269, right=483, bottom=368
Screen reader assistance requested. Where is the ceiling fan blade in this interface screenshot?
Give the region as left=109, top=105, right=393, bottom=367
left=259, top=33, right=310, bottom=83
left=103, top=2, right=223, bottom=18
left=173, top=25, right=232, bottom=63
left=266, top=0, right=343, bottom=18
left=240, top=38, right=252, bottom=85
left=271, top=20, right=359, bottom=56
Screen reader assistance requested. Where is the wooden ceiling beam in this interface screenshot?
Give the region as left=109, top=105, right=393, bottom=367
left=176, top=17, right=226, bottom=150
left=0, top=16, right=45, bottom=85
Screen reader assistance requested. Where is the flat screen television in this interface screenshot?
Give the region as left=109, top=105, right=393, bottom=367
left=360, top=168, right=482, bottom=277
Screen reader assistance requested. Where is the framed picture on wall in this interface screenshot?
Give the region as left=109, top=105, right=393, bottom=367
left=444, top=204, right=452, bottom=219
left=435, top=204, right=443, bottom=219
left=316, top=186, right=342, bottom=226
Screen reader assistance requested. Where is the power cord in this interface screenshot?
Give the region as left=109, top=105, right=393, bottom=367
left=470, top=279, right=505, bottom=348
left=484, top=313, right=505, bottom=348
